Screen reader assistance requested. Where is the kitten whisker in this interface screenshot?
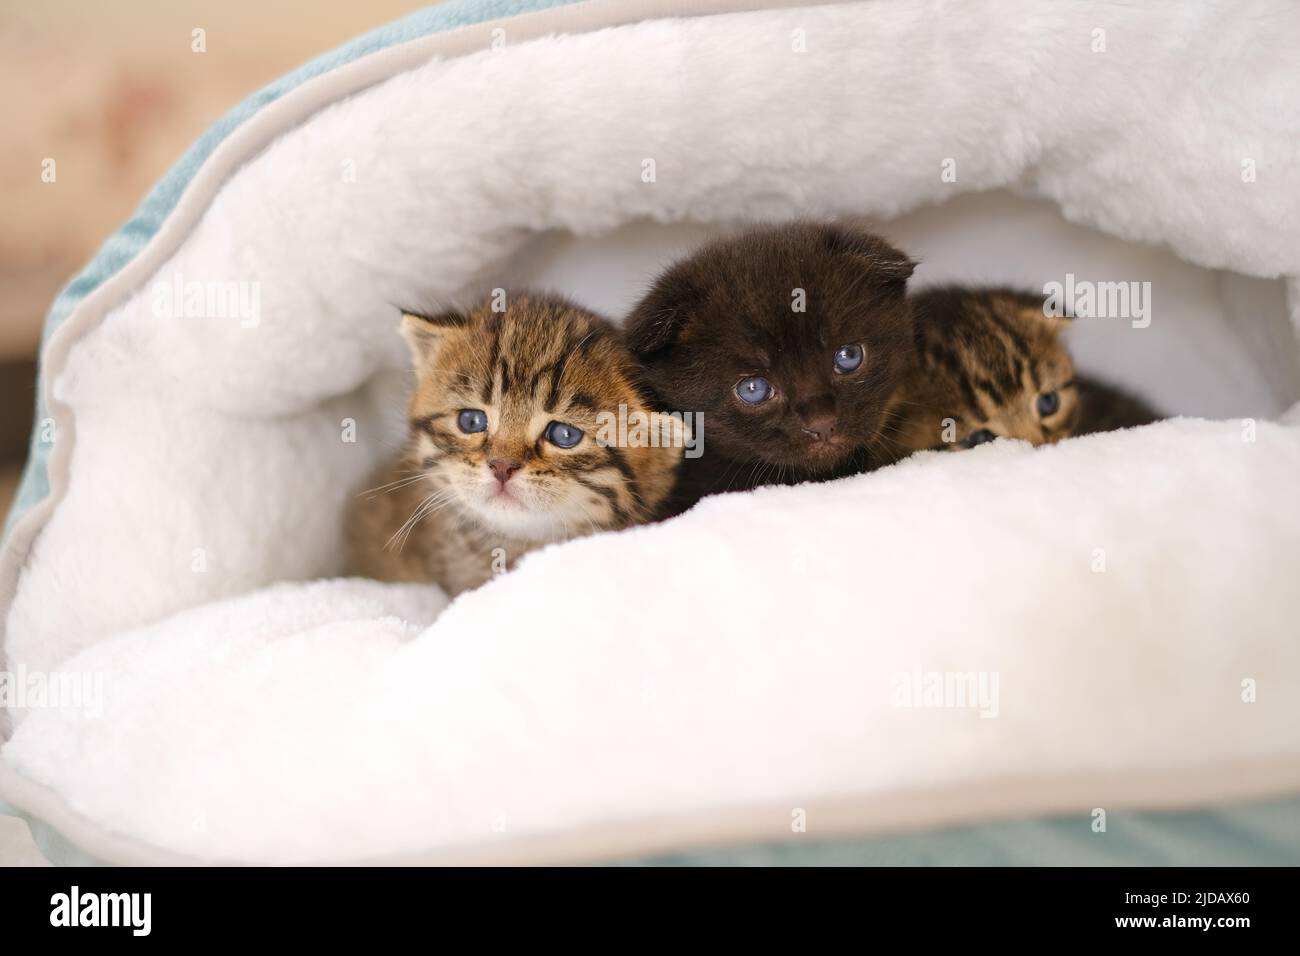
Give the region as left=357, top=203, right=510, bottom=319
left=361, top=473, right=429, bottom=498
left=385, top=488, right=456, bottom=553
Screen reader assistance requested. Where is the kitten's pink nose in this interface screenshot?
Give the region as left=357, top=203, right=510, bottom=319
left=488, top=458, right=521, bottom=484
left=800, top=416, right=837, bottom=442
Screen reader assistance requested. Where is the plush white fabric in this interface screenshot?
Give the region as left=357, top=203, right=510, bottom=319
left=3, top=0, right=1300, bottom=862
left=6, top=421, right=1300, bottom=863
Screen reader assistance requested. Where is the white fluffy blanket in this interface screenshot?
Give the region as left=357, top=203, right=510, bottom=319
left=7, top=421, right=1300, bottom=863
left=3, top=0, right=1300, bottom=864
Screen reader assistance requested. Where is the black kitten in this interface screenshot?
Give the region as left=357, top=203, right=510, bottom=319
left=625, top=222, right=916, bottom=514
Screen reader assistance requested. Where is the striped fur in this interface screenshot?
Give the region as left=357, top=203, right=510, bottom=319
left=882, top=286, right=1158, bottom=457
left=347, top=293, right=682, bottom=596
left=885, top=287, right=1079, bottom=454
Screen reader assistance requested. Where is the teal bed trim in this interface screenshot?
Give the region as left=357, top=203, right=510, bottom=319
left=623, top=795, right=1300, bottom=866
left=3, top=0, right=583, bottom=542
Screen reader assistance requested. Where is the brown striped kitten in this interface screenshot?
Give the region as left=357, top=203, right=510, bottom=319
left=347, top=293, right=683, bottom=596
left=884, top=286, right=1159, bottom=456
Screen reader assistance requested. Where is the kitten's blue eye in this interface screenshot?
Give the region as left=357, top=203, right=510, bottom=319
left=735, top=376, right=774, bottom=405
left=1036, top=390, right=1060, bottom=417
left=962, top=428, right=996, bottom=448
left=457, top=409, right=488, bottom=434
left=545, top=421, right=584, bottom=448
left=833, top=344, right=864, bottom=373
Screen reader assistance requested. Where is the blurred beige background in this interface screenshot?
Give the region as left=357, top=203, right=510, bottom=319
left=0, top=0, right=433, bottom=866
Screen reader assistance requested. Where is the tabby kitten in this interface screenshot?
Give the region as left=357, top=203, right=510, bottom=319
left=625, top=222, right=916, bottom=513
left=348, top=293, right=683, bottom=596
left=884, top=286, right=1159, bottom=456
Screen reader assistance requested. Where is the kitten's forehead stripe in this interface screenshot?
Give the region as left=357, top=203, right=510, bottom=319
left=993, top=359, right=1018, bottom=400
left=543, top=334, right=576, bottom=413
left=526, top=362, right=555, bottom=401
left=973, top=375, right=1005, bottom=406
left=924, top=340, right=985, bottom=421
left=480, top=314, right=503, bottom=403
left=983, top=301, right=1032, bottom=361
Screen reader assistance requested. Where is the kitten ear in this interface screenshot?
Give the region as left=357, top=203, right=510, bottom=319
left=876, top=253, right=917, bottom=284
left=824, top=225, right=916, bottom=284
left=399, top=309, right=467, bottom=365
left=625, top=274, right=703, bottom=360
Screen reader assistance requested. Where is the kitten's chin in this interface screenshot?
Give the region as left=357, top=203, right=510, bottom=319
left=462, top=491, right=571, bottom=544
left=712, top=433, right=858, bottom=475
left=767, top=439, right=859, bottom=475
left=457, top=475, right=622, bottom=544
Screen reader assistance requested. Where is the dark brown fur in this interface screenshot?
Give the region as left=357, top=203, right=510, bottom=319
left=1072, top=376, right=1162, bottom=436
left=625, top=222, right=916, bottom=514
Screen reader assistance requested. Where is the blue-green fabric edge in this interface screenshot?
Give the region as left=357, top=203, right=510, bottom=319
left=620, top=795, right=1300, bottom=866
left=1, top=0, right=579, bottom=542
left=5, top=793, right=1298, bottom=866
left=0, top=801, right=104, bottom=867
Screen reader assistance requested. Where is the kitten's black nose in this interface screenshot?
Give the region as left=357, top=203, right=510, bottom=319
left=488, top=458, right=521, bottom=484
left=800, top=416, right=837, bottom=442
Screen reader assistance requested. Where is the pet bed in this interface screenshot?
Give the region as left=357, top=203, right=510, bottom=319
left=3, top=0, right=1299, bottom=865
